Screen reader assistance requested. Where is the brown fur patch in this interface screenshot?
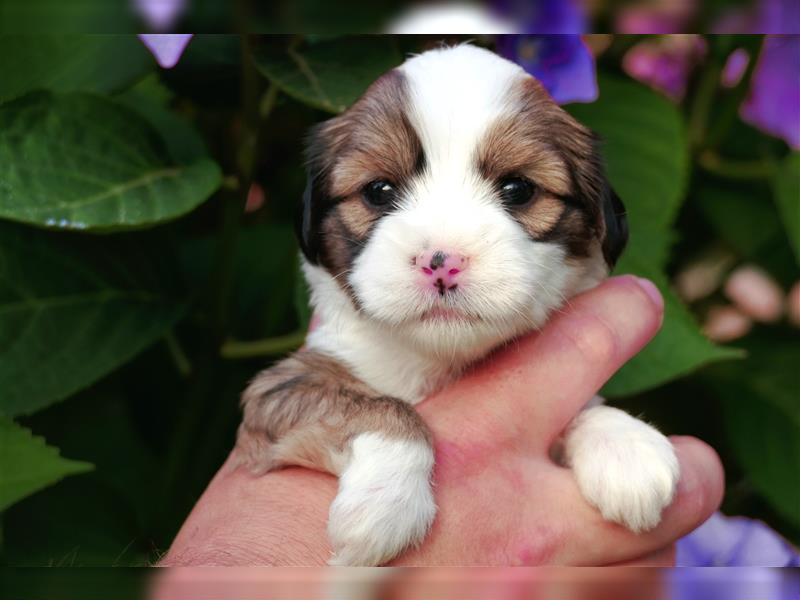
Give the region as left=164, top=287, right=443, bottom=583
left=317, top=199, right=377, bottom=303
left=539, top=206, right=593, bottom=257
left=474, top=76, right=617, bottom=260
left=516, top=195, right=566, bottom=238
left=336, top=195, right=376, bottom=239
left=236, top=350, right=432, bottom=476
left=309, top=70, right=423, bottom=198
left=304, top=69, right=423, bottom=288
left=477, top=117, right=571, bottom=196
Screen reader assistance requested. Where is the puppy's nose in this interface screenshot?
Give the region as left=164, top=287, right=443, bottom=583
left=415, top=250, right=468, bottom=296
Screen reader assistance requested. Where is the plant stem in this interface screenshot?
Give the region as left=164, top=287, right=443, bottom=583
left=703, top=36, right=765, bottom=151
left=697, top=150, right=778, bottom=180
left=156, top=33, right=280, bottom=537
left=259, top=84, right=280, bottom=119
left=688, top=59, right=722, bottom=151
left=164, top=330, right=192, bottom=377
left=212, top=37, right=279, bottom=341
left=220, top=330, right=307, bottom=359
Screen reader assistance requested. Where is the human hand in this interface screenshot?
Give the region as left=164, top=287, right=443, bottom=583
left=162, top=276, right=723, bottom=566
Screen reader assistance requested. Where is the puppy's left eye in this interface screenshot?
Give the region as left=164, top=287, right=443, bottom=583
left=363, top=180, right=397, bottom=207
left=499, top=177, right=536, bottom=206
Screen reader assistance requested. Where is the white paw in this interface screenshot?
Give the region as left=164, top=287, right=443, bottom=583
left=327, top=433, right=436, bottom=566
left=565, top=405, right=679, bottom=532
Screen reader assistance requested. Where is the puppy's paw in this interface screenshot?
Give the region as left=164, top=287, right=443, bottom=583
left=565, top=405, right=679, bottom=533
left=327, top=433, right=436, bottom=566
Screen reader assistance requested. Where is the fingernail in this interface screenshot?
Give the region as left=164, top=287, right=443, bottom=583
left=634, top=277, right=664, bottom=312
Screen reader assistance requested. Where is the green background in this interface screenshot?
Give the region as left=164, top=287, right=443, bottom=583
left=0, top=34, right=798, bottom=565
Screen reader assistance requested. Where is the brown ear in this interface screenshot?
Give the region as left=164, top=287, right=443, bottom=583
left=297, top=173, right=323, bottom=265
left=558, top=127, right=628, bottom=269
left=598, top=177, right=628, bottom=268
left=297, top=117, right=346, bottom=265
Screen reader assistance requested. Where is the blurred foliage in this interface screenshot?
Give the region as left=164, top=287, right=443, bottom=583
left=0, top=34, right=798, bottom=565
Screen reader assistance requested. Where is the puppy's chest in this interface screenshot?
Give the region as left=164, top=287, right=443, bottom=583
left=347, top=346, right=463, bottom=405
left=306, top=326, right=465, bottom=404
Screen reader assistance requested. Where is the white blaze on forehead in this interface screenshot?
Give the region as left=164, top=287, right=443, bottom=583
left=399, top=44, right=527, bottom=178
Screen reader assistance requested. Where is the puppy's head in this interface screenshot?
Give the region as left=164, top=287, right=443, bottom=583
left=300, top=44, right=627, bottom=357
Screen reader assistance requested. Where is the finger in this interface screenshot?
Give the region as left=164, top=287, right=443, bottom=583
left=162, top=454, right=336, bottom=566
left=559, top=436, right=724, bottom=565
left=608, top=544, right=676, bottom=566
left=419, top=276, right=664, bottom=450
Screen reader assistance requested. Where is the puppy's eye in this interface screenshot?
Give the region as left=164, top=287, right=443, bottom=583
left=363, top=180, right=396, bottom=207
left=499, top=177, right=536, bottom=206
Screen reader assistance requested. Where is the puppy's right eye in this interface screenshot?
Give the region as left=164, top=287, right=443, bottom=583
left=499, top=177, right=536, bottom=207
left=363, top=180, right=396, bottom=207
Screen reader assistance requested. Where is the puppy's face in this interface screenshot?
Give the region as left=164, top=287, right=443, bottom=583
left=300, top=45, right=627, bottom=357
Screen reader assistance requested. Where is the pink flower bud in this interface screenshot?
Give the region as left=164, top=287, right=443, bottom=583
left=245, top=183, right=265, bottom=213
left=674, top=252, right=733, bottom=302
left=703, top=305, right=753, bottom=343
left=724, top=265, right=785, bottom=323
left=788, top=281, right=800, bottom=327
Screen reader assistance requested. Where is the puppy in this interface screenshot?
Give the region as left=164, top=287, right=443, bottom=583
left=236, top=44, right=679, bottom=566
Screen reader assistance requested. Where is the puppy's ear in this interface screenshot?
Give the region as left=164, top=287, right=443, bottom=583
left=575, top=132, right=628, bottom=269
left=296, top=173, right=323, bottom=264
left=297, top=119, right=343, bottom=265
left=599, top=178, right=628, bottom=268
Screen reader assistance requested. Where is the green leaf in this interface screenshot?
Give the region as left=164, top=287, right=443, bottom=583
left=567, top=74, right=688, bottom=267
left=179, top=222, right=299, bottom=340
left=3, top=391, right=158, bottom=565
left=566, top=74, right=735, bottom=395
left=0, top=91, right=222, bottom=231
left=0, top=35, right=152, bottom=104
left=696, top=179, right=783, bottom=258
left=712, top=340, right=800, bottom=527
left=0, top=417, right=92, bottom=512
left=115, top=75, right=209, bottom=165
left=4, top=476, right=149, bottom=566
left=0, top=222, right=186, bottom=416
left=0, top=2, right=138, bottom=37
left=253, top=37, right=403, bottom=113
left=603, top=260, right=742, bottom=397
left=772, top=152, right=800, bottom=265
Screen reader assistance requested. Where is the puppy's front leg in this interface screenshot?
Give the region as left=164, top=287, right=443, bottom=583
left=236, top=350, right=435, bottom=566
left=564, top=405, right=679, bottom=532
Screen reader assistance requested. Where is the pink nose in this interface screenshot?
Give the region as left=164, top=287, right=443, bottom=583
left=415, top=250, right=468, bottom=296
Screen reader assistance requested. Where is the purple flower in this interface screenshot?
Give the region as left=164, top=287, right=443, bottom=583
left=622, top=35, right=706, bottom=102
left=668, top=567, right=798, bottom=600
left=713, top=0, right=800, bottom=148
left=677, top=512, right=800, bottom=567
left=137, top=34, right=193, bottom=69
left=495, top=35, right=597, bottom=104
left=614, top=0, right=695, bottom=33
left=490, top=0, right=585, bottom=33
left=740, top=35, right=800, bottom=149
left=755, top=0, right=800, bottom=33
left=492, top=1, right=596, bottom=104
left=721, top=48, right=750, bottom=88
left=132, top=0, right=188, bottom=31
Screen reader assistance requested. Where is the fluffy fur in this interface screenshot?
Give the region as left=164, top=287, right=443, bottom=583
left=237, top=44, right=678, bottom=566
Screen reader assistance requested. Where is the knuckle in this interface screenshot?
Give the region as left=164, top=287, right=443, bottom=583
left=562, top=314, right=620, bottom=366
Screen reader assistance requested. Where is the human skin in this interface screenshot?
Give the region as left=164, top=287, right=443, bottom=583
left=162, top=276, right=724, bottom=566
